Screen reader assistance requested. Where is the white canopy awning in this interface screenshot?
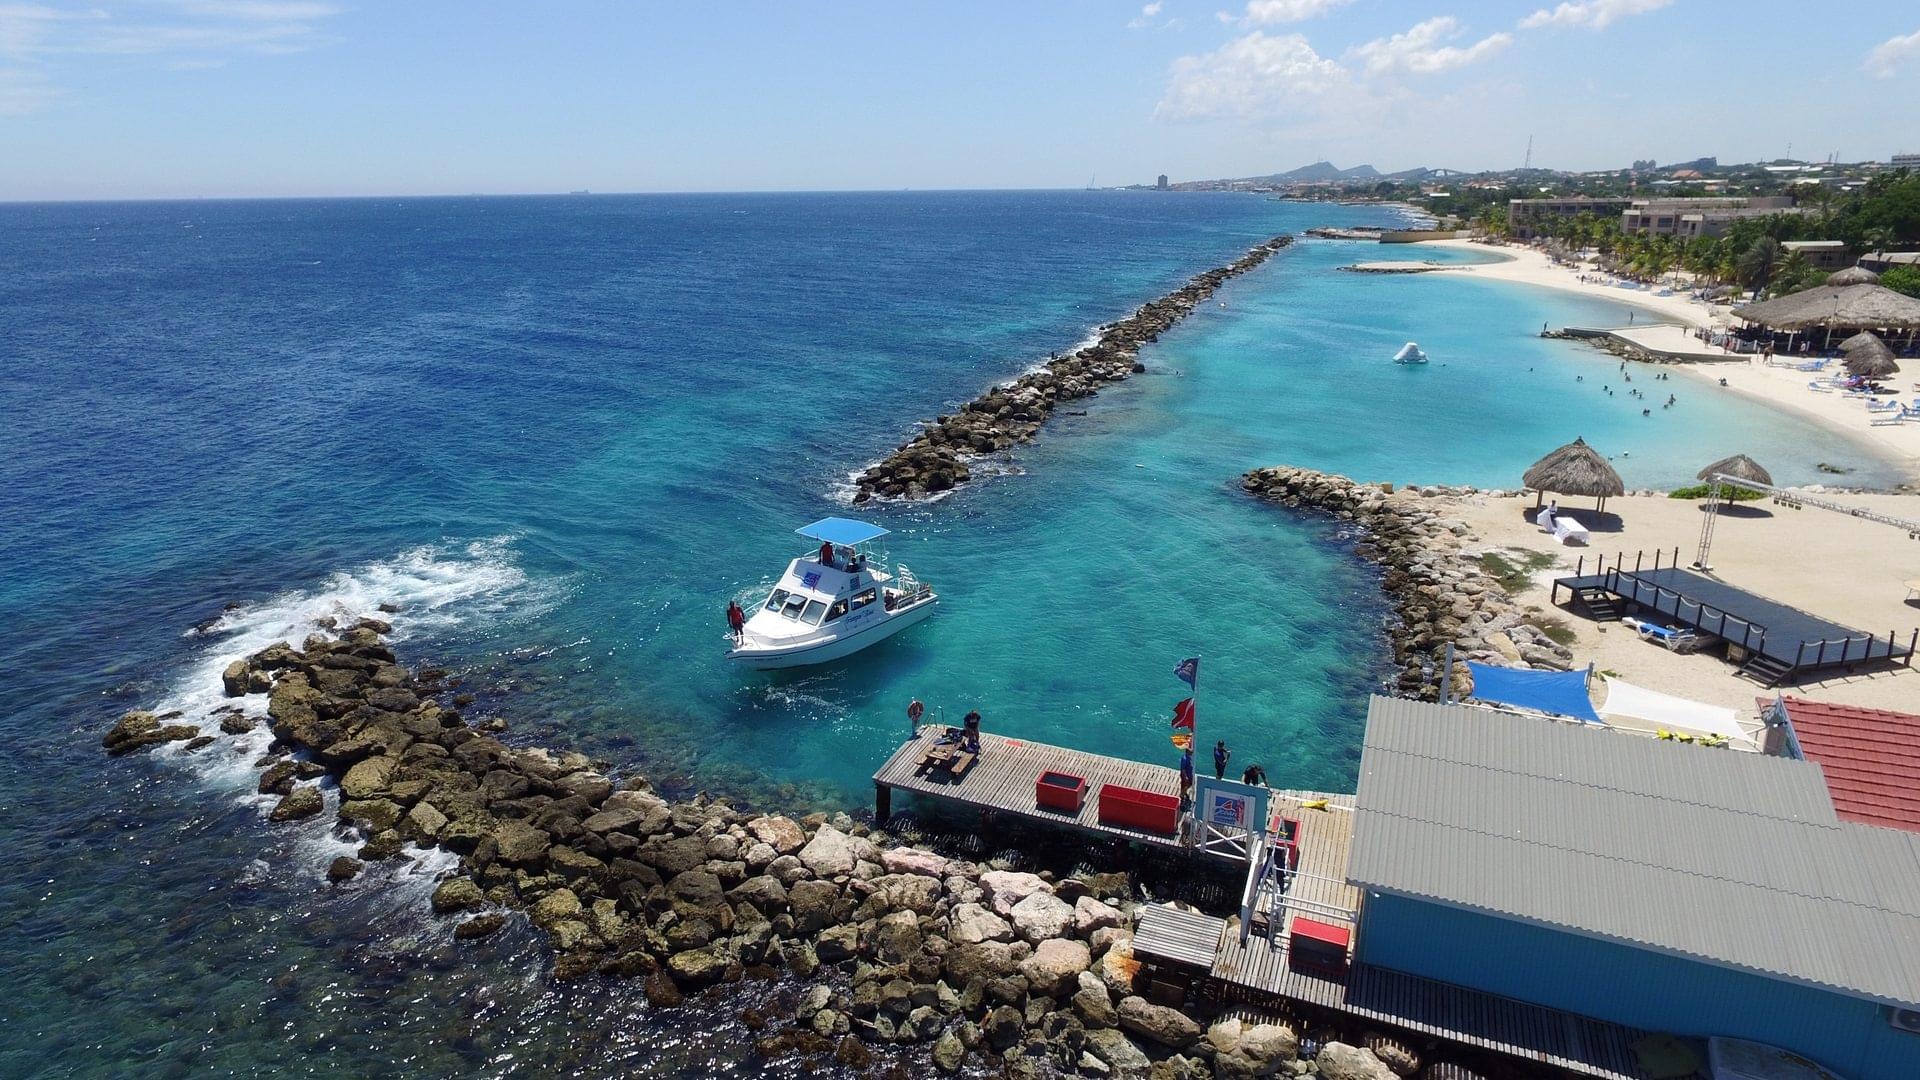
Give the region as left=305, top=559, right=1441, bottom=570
left=1599, top=677, right=1756, bottom=750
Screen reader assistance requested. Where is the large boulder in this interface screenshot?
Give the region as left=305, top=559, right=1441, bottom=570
left=1084, top=1028, right=1152, bottom=1073
left=1315, top=1043, right=1397, bottom=1080
left=788, top=879, right=842, bottom=934
left=1239, top=1023, right=1300, bottom=1067
left=943, top=940, right=1019, bottom=984
left=797, top=825, right=860, bottom=878
left=745, top=815, right=807, bottom=854
left=492, top=819, right=552, bottom=866
left=269, top=784, right=324, bottom=822
left=881, top=847, right=953, bottom=878
left=1095, top=935, right=1138, bottom=995
left=980, top=870, right=1050, bottom=916
left=667, top=945, right=730, bottom=988
left=102, top=711, right=198, bottom=755
left=341, top=755, right=397, bottom=800
left=865, top=873, right=941, bottom=915
left=1117, top=995, right=1200, bottom=1049
left=431, top=877, right=484, bottom=914
left=1020, top=938, right=1091, bottom=995
left=949, top=902, right=1014, bottom=945
left=1074, top=896, right=1124, bottom=936
left=1009, top=891, right=1076, bottom=942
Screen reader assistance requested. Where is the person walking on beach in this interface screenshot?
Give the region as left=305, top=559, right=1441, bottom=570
left=726, top=600, right=746, bottom=644
left=1213, top=739, right=1230, bottom=780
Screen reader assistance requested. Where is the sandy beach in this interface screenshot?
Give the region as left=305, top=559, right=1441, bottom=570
left=1415, top=239, right=1920, bottom=481
left=1439, top=488, right=1920, bottom=729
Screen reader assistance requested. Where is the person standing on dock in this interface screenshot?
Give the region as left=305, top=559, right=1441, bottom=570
left=1178, top=749, right=1194, bottom=813
left=962, top=709, right=981, bottom=752
left=1213, top=739, right=1230, bottom=780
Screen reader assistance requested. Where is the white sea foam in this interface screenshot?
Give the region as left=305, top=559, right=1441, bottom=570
left=148, top=537, right=556, bottom=798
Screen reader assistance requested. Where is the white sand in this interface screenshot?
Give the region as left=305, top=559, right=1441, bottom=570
left=1415, top=240, right=1920, bottom=480
left=1438, top=489, right=1920, bottom=726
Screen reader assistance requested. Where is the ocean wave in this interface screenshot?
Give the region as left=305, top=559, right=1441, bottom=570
left=147, top=537, right=560, bottom=795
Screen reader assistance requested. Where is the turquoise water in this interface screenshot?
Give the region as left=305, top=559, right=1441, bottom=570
left=0, top=192, right=1899, bottom=1077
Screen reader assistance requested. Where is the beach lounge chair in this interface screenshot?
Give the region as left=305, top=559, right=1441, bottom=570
left=1870, top=411, right=1905, bottom=426
left=1807, top=381, right=1834, bottom=393
left=1623, top=617, right=1702, bottom=653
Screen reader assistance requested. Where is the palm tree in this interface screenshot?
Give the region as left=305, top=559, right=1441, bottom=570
left=1737, top=238, right=1781, bottom=293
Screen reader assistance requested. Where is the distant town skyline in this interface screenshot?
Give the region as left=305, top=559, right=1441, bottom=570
left=0, top=1, right=1916, bottom=201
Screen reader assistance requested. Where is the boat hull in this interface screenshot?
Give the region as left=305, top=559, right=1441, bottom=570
left=727, top=596, right=938, bottom=669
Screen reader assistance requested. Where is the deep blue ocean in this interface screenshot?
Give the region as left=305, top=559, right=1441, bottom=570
left=0, top=191, right=1898, bottom=1077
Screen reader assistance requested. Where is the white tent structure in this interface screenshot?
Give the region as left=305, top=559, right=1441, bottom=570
left=1599, top=677, right=1757, bottom=750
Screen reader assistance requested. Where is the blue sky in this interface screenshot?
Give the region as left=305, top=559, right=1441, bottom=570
left=0, top=1, right=1916, bottom=199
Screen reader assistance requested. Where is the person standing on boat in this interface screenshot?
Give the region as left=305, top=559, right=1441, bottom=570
left=1213, top=739, right=1230, bottom=780
left=726, top=600, right=746, bottom=644
left=819, top=539, right=835, bottom=568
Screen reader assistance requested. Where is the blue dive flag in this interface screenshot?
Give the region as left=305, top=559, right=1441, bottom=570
left=1174, top=657, right=1199, bottom=688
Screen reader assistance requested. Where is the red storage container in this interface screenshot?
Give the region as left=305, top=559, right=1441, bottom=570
left=1288, top=916, right=1352, bottom=977
left=1097, top=784, right=1180, bottom=834
left=1036, top=770, right=1087, bottom=812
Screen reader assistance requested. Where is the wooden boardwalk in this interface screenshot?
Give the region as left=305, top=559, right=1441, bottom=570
left=872, top=727, right=1253, bottom=864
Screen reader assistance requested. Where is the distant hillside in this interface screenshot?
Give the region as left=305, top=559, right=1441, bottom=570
left=1251, top=161, right=1382, bottom=183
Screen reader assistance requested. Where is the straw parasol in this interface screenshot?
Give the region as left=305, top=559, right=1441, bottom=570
left=1524, top=436, right=1625, bottom=511
left=1697, top=454, right=1772, bottom=492
left=1841, top=330, right=1901, bottom=378
left=1732, top=272, right=1920, bottom=332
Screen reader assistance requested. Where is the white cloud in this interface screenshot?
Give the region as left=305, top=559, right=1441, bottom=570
left=0, top=1, right=336, bottom=60
left=1238, top=0, right=1352, bottom=24
left=1352, top=16, right=1512, bottom=76
left=1519, top=0, right=1671, bottom=31
left=1128, top=1, right=1177, bottom=31
left=1865, top=28, right=1919, bottom=79
left=0, top=65, right=59, bottom=112
left=1155, top=30, right=1347, bottom=121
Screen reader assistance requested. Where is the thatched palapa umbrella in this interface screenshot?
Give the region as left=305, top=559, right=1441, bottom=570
left=1524, top=436, right=1626, bottom=511
left=1697, top=454, right=1772, bottom=493
left=1840, top=330, right=1901, bottom=379
left=1733, top=266, right=1920, bottom=352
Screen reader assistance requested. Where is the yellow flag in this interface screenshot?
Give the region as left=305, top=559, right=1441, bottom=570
left=1170, top=734, right=1193, bottom=751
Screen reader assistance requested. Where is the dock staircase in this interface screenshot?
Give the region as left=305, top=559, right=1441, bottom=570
left=1738, top=653, right=1793, bottom=687
left=1570, top=584, right=1623, bottom=622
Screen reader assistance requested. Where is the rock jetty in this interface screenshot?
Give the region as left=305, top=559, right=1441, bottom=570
left=1242, top=466, right=1576, bottom=699
left=853, top=236, right=1295, bottom=503
left=100, top=614, right=1506, bottom=1078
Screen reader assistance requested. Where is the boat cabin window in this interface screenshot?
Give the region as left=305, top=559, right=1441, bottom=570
left=763, top=588, right=790, bottom=613
left=848, top=587, right=878, bottom=612
left=801, top=599, right=828, bottom=624
left=780, top=593, right=809, bottom=619
left=823, top=599, right=849, bottom=624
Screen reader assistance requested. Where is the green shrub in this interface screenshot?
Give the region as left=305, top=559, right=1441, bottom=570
left=1667, top=484, right=1765, bottom=501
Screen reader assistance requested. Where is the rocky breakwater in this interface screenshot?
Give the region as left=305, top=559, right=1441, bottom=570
left=99, top=618, right=1469, bottom=1079
left=853, top=235, right=1295, bottom=503
left=1242, top=467, right=1576, bottom=700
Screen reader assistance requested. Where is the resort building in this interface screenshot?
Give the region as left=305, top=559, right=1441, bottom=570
left=1891, top=152, right=1920, bottom=169
left=1859, top=250, right=1920, bottom=273
left=1506, top=196, right=1632, bottom=239
left=1763, top=697, right=1920, bottom=832
left=1780, top=240, right=1851, bottom=269
left=1620, top=195, right=1798, bottom=238
left=1346, top=696, right=1920, bottom=1080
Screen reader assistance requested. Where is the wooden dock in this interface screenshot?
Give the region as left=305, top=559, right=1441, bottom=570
left=872, top=726, right=1253, bottom=864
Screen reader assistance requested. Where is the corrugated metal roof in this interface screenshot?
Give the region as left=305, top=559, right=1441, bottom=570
left=1350, top=695, right=1920, bottom=1009
left=1779, top=696, right=1920, bottom=833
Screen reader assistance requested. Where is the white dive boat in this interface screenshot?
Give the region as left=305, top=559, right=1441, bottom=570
left=726, top=517, right=937, bottom=670
left=1392, top=341, right=1429, bottom=364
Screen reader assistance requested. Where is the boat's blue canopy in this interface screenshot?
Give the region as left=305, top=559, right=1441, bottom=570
left=796, top=517, right=890, bottom=546
left=1466, top=662, right=1601, bottom=724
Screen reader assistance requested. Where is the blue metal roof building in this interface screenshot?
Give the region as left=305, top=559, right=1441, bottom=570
left=1347, top=697, right=1920, bottom=1080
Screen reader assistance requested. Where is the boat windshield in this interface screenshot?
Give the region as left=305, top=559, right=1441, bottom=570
left=800, top=598, right=827, bottom=624
left=763, top=588, right=790, bottom=612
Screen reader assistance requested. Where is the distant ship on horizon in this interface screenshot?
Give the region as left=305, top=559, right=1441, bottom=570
left=567, top=189, right=591, bottom=196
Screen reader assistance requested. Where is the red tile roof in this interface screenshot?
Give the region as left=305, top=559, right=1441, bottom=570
left=1781, top=696, right=1920, bottom=833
